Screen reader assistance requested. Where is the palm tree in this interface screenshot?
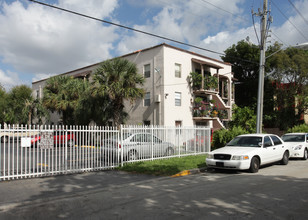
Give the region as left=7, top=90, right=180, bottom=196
left=92, top=58, right=145, bottom=127
left=43, top=76, right=89, bottom=125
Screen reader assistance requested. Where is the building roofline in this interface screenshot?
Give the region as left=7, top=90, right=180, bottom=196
left=32, top=43, right=230, bottom=84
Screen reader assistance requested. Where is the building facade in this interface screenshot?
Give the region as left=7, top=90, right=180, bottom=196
left=32, top=43, right=234, bottom=130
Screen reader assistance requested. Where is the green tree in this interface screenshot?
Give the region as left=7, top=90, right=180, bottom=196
left=43, top=76, right=90, bottom=125
left=229, top=105, right=257, bottom=133
left=267, top=44, right=308, bottom=129
left=92, top=58, right=145, bottom=127
left=221, top=40, right=260, bottom=107
left=5, top=85, right=33, bottom=124
left=0, top=85, right=8, bottom=124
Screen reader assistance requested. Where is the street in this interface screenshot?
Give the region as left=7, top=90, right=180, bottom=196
left=0, top=159, right=308, bottom=219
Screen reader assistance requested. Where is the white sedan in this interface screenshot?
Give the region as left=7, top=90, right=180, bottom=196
left=281, top=133, right=308, bottom=160
left=206, top=134, right=290, bottom=173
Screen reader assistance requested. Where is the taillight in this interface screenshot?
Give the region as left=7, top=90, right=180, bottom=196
left=118, top=144, right=121, bottom=149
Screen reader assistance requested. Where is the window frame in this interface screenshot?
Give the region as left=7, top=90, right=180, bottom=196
left=144, top=64, right=151, bottom=78
left=175, top=92, right=181, bottom=106
left=144, top=92, right=151, bottom=106
left=175, top=63, right=181, bottom=78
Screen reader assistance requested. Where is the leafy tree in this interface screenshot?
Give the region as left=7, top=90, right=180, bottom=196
left=5, top=85, right=33, bottom=124
left=92, top=58, right=145, bottom=127
left=228, top=105, right=256, bottom=133
left=212, top=126, right=248, bottom=150
left=287, top=124, right=308, bottom=133
left=221, top=40, right=260, bottom=107
left=267, top=44, right=308, bottom=129
left=0, top=85, right=8, bottom=124
left=43, top=76, right=90, bottom=125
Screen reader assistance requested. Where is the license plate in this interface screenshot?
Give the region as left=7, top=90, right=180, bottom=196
left=216, top=162, right=224, bottom=167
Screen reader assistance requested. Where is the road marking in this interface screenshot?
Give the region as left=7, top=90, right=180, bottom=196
left=37, top=163, right=48, bottom=167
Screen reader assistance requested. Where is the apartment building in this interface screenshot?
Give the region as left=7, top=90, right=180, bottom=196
left=32, top=43, right=234, bottom=130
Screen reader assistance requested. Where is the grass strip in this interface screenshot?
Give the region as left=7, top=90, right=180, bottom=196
left=117, top=155, right=207, bottom=176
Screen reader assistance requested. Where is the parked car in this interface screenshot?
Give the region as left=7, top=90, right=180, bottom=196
left=31, top=131, right=75, bottom=147
left=103, top=133, right=175, bottom=161
left=206, top=134, right=290, bottom=173
left=1, top=131, right=39, bottom=143
left=281, top=133, right=308, bottom=160
left=184, top=130, right=212, bottom=151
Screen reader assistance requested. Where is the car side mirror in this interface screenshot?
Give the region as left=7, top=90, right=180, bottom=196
left=258, top=142, right=263, bottom=147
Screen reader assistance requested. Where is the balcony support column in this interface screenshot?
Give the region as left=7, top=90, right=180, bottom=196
left=201, top=65, right=204, bottom=90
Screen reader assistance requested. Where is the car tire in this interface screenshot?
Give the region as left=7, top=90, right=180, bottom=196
left=303, top=149, right=308, bottom=160
left=165, top=147, right=174, bottom=156
left=128, top=150, right=138, bottom=161
left=281, top=151, right=289, bottom=165
left=68, top=139, right=75, bottom=148
left=249, top=157, right=260, bottom=173
left=1, top=136, right=8, bottom=143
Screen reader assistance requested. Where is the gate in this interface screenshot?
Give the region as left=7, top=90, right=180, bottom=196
left=1, top=124, right=211, bottom=181
left=0, top=125, right=119, bottom=181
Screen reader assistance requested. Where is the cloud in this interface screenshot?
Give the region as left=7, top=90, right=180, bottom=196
left=0, top=0, right=119, bottom=78
left=116, top=0, right=248, bottom=57
left=0, top=69, right=23, bottom=90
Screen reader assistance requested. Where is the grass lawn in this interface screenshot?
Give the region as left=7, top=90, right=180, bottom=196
left=117, top=154, right=207, bottom=176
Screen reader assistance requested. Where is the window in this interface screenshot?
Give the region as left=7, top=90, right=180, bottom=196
left=270, top=135, right=282, bottom=145
left=175, top=92, right=181, bottom=106
left=175, top=121, right=182, bottom=134
left=144, top=92, right=150, bottom=106
left=264, top=136, right=273, bottom=147
left=144, top=64, right=150, bottom=78
left=175, top=63, right=181, bottom=78
left=143, top=120, right=150, bottom=126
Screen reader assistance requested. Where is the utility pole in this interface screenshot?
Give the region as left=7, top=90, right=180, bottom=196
left=254, top=0, right=270, bottom=133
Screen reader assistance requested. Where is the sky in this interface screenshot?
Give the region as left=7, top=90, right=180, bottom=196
left=0, top=0, right=307, bottom=91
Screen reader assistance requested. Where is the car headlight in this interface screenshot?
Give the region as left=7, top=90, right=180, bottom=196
left=232, top=155, right=249, bottom=160
left=207, top=154, right=214, bottom=159
left=294, top=145, right=303, bottom=150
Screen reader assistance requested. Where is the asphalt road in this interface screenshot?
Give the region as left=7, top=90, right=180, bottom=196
left=0, top=159, right=307, bottom=220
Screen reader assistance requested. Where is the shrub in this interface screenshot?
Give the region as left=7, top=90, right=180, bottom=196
left=212, top=126, right=248, bottom=150
left=287, top=124, right=308, bottom=133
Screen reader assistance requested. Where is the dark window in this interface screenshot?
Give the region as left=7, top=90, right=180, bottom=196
left=144, top=92, right=150, bottom=106
left=270, top=135, right=282, bottom=145
left=144, top=64, right=150, bottom=78
left=264, top=136, right=273, bottom=147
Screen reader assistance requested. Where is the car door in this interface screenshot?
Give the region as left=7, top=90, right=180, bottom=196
left=260, top=136, right=273, bottom=164
left=270, top=135, right=285, bottom=161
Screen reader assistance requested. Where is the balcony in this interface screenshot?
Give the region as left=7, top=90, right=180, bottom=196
left=190, top=72, right=219, bottom=94
left=193, top=98, right=229, bottom=121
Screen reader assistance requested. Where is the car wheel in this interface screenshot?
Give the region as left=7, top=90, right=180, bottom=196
left=128, top=150, right=138, bottom=161
left=165, top=147, right=174, bottom=156
left=281, top=151, right=289, bottom=165
left=1, top=136, right=8, bottom=143
left=68, top=139, right=75, bottom=148
left=249, top=157, right=260, bottom=173
left=303, top=149, right=308, bottom=160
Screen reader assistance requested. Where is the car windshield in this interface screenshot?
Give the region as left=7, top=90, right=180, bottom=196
left=227, top=136, right=262, bottom=147
left=282, top=134, right=305, bottom=142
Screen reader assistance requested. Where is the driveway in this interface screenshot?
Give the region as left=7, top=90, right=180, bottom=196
left=0, top=159, right=307, bottom=219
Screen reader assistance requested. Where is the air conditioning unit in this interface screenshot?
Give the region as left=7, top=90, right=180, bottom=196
left=155, top=94, right=161, bottom=103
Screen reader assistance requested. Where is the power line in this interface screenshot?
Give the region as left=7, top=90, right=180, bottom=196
left=198, top=0, right=249, bottom=23
left=287, top=0, right=308, bottom=25
left=29, top=0, right=224, bottom=56
left=271, top=0, right=308, bottom=41
left=28, top=0, right=259, bottom=65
